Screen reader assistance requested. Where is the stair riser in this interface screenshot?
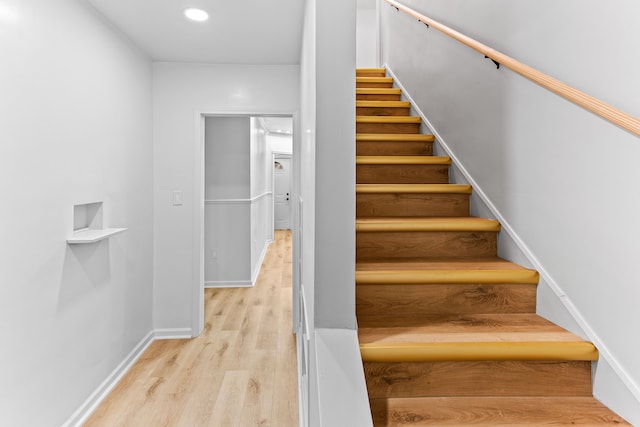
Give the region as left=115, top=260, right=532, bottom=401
left=357, top=164, right=449, bottom=184
left=357, top=141, right=434, bottom=156
left=364, top=360, right=593, bottom=398
left=357, top=231, right=498, bottom=260
left=356, top=93, right=402, bottom=101
left=356, top=283, right=537, bottom=316
left=357, top=193, right=470, bottom=217
left=356, top=81, right=394, bottom=88
left=370, top=396, right=630, bottom=426
left=357, top=106, right=410, bottom=116
left=356, top=122, right=421, bottom=134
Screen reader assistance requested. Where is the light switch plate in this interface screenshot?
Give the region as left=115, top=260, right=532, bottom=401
left=172, top=190, right=183, bottom=206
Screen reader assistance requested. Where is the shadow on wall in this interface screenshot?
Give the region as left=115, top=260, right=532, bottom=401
left=58, top=243, right=111, bottom=312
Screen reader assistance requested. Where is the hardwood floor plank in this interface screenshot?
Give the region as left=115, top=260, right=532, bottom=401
left=238, top=349, right=278, bottom=427
left=83, top=230, right=297, bottom=426
left=221, top=288, right=252, bottom=331
left=272, top=288, right=299, bottom=425
left=207, top=370, right=250, bottom=427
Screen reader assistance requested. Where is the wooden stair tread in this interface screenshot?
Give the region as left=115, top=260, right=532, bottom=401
left=370, top=396, right=630, bottom=426
left=357, top=257, right=532, bottom=272
left=358, top=313, right=597, bottom=362
left=359, top=339, right=598, bottom=363
left=357, top=100, right=411, bottom=108
left=357, top=76, right=394, bottom=84
left=357, top=184, right=472, bottom=194
left=356, top=257, right=539, bottom=284
left=356, top=156, right=450, bottom=165
left=356, top=88, right=401, bottom=95
left=356, top=268, right=539, bottom=285
left=357, top=116, right=422, bottom=124
left=358, top=313, right=584, bottom=342
left=357, top=133, right=434, bottom=142
left=356, top=217, right=500, bottom=232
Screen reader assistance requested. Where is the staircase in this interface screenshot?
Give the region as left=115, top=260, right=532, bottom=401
left=355, top=68, right=630, bottom=426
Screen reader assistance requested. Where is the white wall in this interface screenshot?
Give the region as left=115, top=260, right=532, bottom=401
left=314, top=0, right=357, bottom=332
left=298, top=0, right=372, bottom=425
left=381, top=1, right=640, bottom=422
left=203, top=117, right=274, bottom=287
left=205, top=117, right=250, bottom=199
left=153, top=63, right=299, bottom=334
left=204, top=117, right=251, bottom=286
left=356, top=4, right=378, bottom=68
left=0, top=0, right=153, bottom=425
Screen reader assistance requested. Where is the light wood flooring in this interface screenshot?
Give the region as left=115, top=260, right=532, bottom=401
left=84, top=230, right=298, bottom=427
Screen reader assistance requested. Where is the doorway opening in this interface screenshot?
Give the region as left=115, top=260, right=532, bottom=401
left=273, top=154, right=292, bottom=230
left=193, top=113, right=296, bottom=336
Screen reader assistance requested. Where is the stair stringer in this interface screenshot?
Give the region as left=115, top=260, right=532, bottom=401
left=383, top=64, right=640, bottom=418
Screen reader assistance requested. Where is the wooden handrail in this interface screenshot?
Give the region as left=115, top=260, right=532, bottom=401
left=385, top=0, right=640, bottom=138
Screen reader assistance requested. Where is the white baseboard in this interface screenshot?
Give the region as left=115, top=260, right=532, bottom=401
left=154, top=328, right=193, bottom=339
left=62, top=331, right=155, bottom=427
left=384, top=64, right=640, bottom=405
left=205, top=280, right=253, bottom=288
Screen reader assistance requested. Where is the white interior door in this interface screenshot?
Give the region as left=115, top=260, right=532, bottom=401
left=274, top=156, right=291, bottom=230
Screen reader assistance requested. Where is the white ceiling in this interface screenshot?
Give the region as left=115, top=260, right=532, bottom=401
left=85, top=0, right=305, bottom=64
left=261, top=117, right=293, bottom=135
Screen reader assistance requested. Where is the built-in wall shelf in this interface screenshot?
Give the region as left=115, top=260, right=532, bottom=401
left=67, top=228, right=127, bottom=244
left=67, top=201, right=126, bottom=244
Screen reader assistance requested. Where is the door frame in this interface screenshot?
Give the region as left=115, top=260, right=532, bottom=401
left=192, top=111, right=298, bottom=336
left=272, top=152, right=293, bottom=231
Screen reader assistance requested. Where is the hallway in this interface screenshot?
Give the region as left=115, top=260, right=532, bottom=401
left=84, top=231, right=298, bottom=426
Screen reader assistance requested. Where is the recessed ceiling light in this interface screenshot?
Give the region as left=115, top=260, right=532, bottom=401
left=184, top=8, right=209, bottom=22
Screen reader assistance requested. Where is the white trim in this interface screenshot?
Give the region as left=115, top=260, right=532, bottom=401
left=61, top=331, right=155, bottom=427
left=297, top=286, right=310, bottom=427
left=205, top=191, right=272, bottom=205
left=192, top=113, right=206, bottom=338
left=154, top=328, right=194, bottom=339
left=272, top=151, right=293, bottom=157
left=385, top=64, right=640, bottom=403
left=205, top=280, right=253, bottom=288
left=376, top=0, right=382, bottom=67
left=251, top=239, right=271, bottom=285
